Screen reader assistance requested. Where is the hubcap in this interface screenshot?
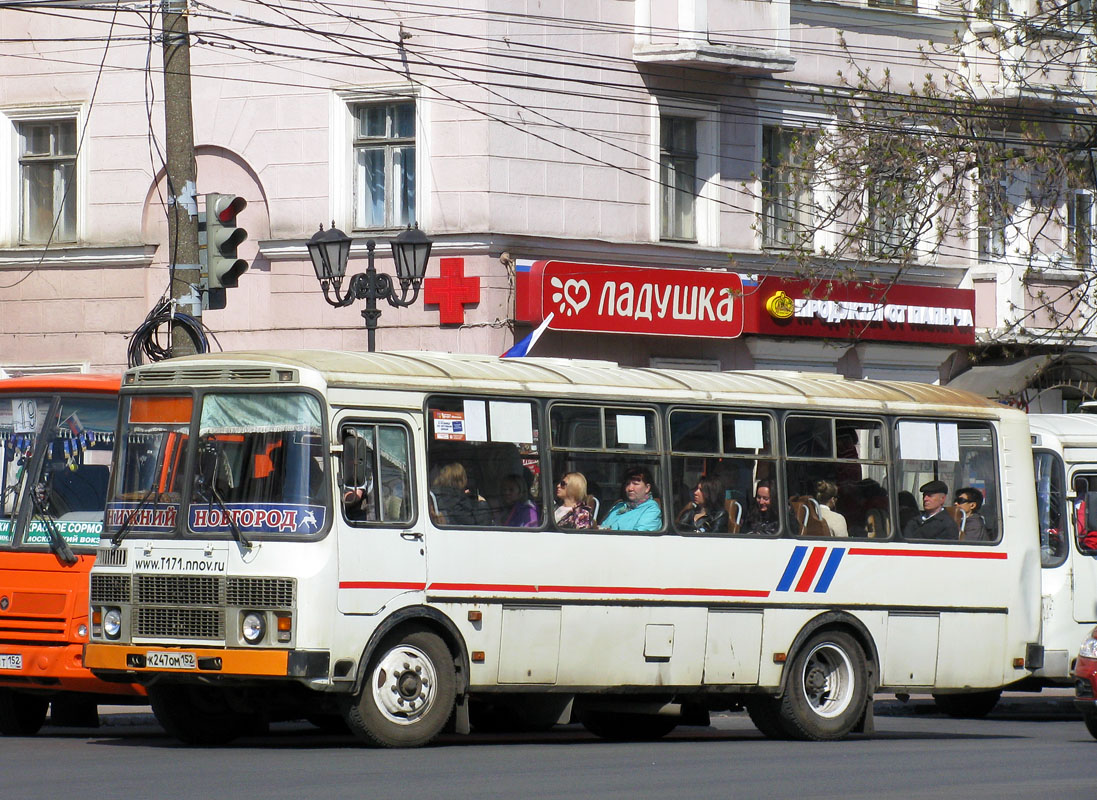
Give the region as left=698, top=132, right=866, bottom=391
left=800, top=642, right=855, bottom=719
left=371, top=644, right=437, bottom=725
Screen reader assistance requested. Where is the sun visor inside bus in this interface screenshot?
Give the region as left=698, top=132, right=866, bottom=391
left=129, top=396, right=193, bottom=424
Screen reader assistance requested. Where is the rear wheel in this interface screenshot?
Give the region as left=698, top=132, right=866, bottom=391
left=149, top=685, right=266, bottom=745
left=579, top=710, right=678, bottom=741
left=343, top=628, right=456, bottom=748
left=932, top=690, right=1002, bottom=719
left=0, top=690, right=49, bottom=736
left=745, top=695, right=791, bottom=739
left=778, top=630, right=868, bottom=741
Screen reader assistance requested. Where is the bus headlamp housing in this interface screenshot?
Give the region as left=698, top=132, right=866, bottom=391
left=103, top=608, right=122, bottom=640
left=1081, top=627, right=1097, bottom=659
left=242, top=611, right=266, bottom=645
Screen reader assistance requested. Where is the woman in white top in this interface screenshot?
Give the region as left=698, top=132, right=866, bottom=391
left=814, top=479, right=848, bottom=537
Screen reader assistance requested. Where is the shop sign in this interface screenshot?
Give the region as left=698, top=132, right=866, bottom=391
left=515, top=260, right=745, bottom=338
left=743, top=278, right=976, bottom=346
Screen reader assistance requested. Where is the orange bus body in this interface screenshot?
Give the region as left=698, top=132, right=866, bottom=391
left=0, top=374, right=145, bottom=734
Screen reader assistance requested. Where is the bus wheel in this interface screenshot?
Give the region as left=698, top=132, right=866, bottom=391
left=344, top=629, right=456, bottom=748
left=579, top=710, right=678, bottom=741
left=1084, top=713, right=1097, bottom=740
left=745, top=696, right=791, bottom=739
left=0, top=690, right=49, bottom=736
left=149, top=685, right=264, bottom=745
left=778, top=630, right=868, bottom=741
left=932, top=690, right=1001, bottom=719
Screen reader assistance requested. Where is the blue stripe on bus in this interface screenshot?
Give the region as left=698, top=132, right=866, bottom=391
left=776, top=546, right=808, bottom=592
left=813, top=548, right=846, bottom=593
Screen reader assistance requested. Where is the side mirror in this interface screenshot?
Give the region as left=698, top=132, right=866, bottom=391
left=342, top=432, right=370, bottom=489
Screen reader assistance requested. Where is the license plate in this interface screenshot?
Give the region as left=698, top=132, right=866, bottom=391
left=146, top=651, right=196, bottom=670
left=0, top=654, right=22, bottom=670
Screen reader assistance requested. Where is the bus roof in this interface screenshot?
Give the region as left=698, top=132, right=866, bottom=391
left=1028, top=414, right=1097, bottom=446
left=0, top=374, right=121, bottom=395
left=127, top=350, right=1004, bottom=414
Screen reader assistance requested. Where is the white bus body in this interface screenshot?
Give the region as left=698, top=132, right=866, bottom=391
left=85, top=352, right=1042, bottom=745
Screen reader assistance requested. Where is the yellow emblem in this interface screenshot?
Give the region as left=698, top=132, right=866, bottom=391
left=766, top=290, right=794, bottom=320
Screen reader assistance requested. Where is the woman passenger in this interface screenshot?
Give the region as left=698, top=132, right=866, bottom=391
left=430, top=462, right=492, bottom=526
left=676, top=476, right=729, bottom=534
left=554, top=472, right=594, bottom=529
left=499, top=473, right=540, bottom=527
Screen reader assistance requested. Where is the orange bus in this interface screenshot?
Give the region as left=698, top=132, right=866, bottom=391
left=0, top=374, right=143, bottom=735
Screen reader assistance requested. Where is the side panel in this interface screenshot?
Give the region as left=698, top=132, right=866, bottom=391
left=703, top=609, right=762, bottom=684
left=883, top=613, right=939, bottom=686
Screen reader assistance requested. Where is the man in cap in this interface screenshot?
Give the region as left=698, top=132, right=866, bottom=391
left=902, top=479, right=959, bottom=539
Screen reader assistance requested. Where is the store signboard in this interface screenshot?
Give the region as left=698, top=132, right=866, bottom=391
left=515, top=260, right=745, bottom=339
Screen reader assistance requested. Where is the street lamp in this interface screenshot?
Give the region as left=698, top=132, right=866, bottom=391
left=307, top=223, right=433, bottom=352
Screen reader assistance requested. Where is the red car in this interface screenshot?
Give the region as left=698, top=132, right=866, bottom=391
left=1075, top=626, right=1097, bottom=740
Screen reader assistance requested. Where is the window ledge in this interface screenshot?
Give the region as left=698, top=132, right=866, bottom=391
left=633, top=43, right=795, bottom=74
left=0, top=243, right=156, bottom=270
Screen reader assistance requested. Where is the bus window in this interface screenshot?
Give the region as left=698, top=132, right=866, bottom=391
left=1073, top=473, right=1097, bottom=556
left=785, top=416, right=887, bottom=539
left=550, top=404, right=661, bottom=532
left=1033, top=451, right=1066, bottom=566
left=895, top=420, right=1000, bottom=543
left=668, top=409, right=776, bottom=536
left=339, top=423, right=413, bottom=526
left=426, top=397, right=541, bottom=528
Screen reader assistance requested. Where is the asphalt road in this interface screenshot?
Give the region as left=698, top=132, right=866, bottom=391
left=0, top=694, right=1094, bottom=800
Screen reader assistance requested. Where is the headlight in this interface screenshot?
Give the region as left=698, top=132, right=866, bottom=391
left=1081, top=627, right=1097, bottom=659
left=103, top=608, right=122, bottom=639
left=76, top=623, right=88, bottom=639
left=242, top=611, right=266, bottom=645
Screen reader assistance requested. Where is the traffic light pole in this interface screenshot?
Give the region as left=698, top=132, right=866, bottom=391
left=161, top=0, right=202, bottom=356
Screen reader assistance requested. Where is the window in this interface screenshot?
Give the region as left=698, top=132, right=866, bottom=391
left=660, top=116, right=697, bottom=241
left=669, top=409, right=777, bottom=536
left=1033, top=450, right=1066, bottom=567
left=426, top=397, right=542, bottom=528
left=895, top=420, right=999, bottom=543
left=865, top=174, right=919, bottom=258
left=868, top=0, right=916, bottom=9
left=762, top=126, right=815, bottom=248
left=978, top=176, right=1008, bottom=261
left=353, top=101, right=415, bottom=230
left=339, top=423, right=413, bottom=525
left=19, top=119, right=76, bottom=243
left=784, top=416, right=888, bottom=539
left=1068, top=190, right=1093, bottom=268
left=1063, top=0, right=1093, bottom=24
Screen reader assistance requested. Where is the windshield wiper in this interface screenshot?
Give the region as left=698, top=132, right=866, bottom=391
left=29, top=485, right=77, bottom=565
left=204, top=482, right=253, bottom=551
left=112, top=484, right=164, bottom=546
left=11, top=396, right=77, bottom=564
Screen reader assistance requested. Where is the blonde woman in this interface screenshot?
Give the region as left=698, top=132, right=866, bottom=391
left=554, top=472, right=594, bottom=529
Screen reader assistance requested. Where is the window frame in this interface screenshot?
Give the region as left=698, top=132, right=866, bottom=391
left=761, top=125, right=817, bottom=250
left=351, top=100, right=416, bottom=231
left=650, top=97, right=719, bottom=247
left=337, top=419, right=417, bottom=528
left=1067, top=188, right=1094, bottom=269
left=1033, top=448, right=1068, bottom=568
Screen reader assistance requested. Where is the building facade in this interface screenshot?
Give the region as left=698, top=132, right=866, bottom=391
left=1, top=1, right=1094, bottom=395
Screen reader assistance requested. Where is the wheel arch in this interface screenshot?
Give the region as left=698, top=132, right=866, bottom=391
left=352, top=605, right=470, bottom=697
left=777, top=610, right=880, bottom=697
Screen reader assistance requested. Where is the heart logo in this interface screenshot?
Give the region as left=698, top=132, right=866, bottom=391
left=550, top=277, right=591, bottom=317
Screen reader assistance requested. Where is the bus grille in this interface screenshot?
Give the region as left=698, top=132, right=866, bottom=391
left=227, top=577, right=294, bottom=608
left=134, top=607, right=223, bottom=640
left=132, top=367, right=288, bottom=385
left=95, top=548, right=127, bottom=567
left=135, top=575, right=223, bottom=606
left=91, top=574, right=131, bottom=603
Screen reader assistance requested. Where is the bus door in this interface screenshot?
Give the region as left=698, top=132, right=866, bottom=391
left=335, top=416, right=423, bottom=615
left=1071, top=469, right=1097, bottom=624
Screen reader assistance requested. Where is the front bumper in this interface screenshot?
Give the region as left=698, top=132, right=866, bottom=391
left=1072, top=654, right=1097, bottom=714
left=84, top=643, right=328, bottom=680
left=0, top=642, right=144, bottom=696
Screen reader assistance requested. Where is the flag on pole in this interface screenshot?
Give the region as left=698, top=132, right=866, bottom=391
left=502, top=313, right=554, bottom=358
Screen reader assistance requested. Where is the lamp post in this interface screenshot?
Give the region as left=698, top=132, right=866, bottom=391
left=307, top=223, right=433, bottom=352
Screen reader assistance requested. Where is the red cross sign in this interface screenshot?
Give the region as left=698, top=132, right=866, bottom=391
left=423, top=257, right=480, bottom=325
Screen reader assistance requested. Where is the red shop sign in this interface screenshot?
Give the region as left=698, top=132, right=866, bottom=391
left=741, top=277, right=976, bottom=346
left=515, top=261, right=745, bottom=339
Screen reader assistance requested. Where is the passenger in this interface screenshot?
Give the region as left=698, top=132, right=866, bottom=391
left=897, top=490, right=919, bottom=532
left=742, top=480, right=779, bottom=535
left=499, top=472, right=540, bottom=527
left=813, top=479, right=848, bottom=537
left=676, top=476, right=729, bottom=534
left=902, top=480, right=959, bottom=539
left=954, top=487, right=988, bottom=541
left=430, top=463, right=492, bottom=526
left=554, top=472, right=595, bottom=529
left=600, top=467, right=662, bottom=531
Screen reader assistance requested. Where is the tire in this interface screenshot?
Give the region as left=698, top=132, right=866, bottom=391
left=149, top=685, right=265, bottom=745
left=745, top=695, right=791, bottom=740
left=343, top=628, right=456, bottom=748
left=778, top=630, right=869, bottom=741
left=0, top=690, right=49, bottom=736
left=470, top=694, right=570, bottom=733
left=48, top=696, right=100, bottom=728
left=1085, top=713, right=1097, bottom=741
left=306, top=712, right=351, bottom=734
left=932, top=689, right=1002, bottom=719
left=579, top=710, right=678, bottom=741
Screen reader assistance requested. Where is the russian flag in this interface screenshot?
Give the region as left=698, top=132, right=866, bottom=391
left=502, top=312, right=554, bottom=358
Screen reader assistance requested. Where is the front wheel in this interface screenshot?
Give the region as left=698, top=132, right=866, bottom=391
left=149, top=685, right=266, bottom=745
left=778, top=630, right=869, bottom=741
left=343, top=628, right=456, bottom=748
left=932, top=690, right=1001, bottom=719
left=0, top=690, right=49, bottom=736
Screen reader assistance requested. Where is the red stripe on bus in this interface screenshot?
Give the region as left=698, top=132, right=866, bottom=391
left=846, top=548, right=1008, bottom=560
left=794, top=546, right=827, bottom=592
left=339, top=581, right=426, bottom=590
left=339, top=581, right=770, bottom=598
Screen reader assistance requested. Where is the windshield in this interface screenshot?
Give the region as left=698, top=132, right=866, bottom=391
left=1, top=393, right=117, bottom=551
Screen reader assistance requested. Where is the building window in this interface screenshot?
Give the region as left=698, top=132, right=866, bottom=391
left=865, top=175, right=919, bottom=258
left=762, top=127, right=815, bottom=249
left=867, top=0, right=916, bottom=9
left=978, top=177, right=1007, bottom=261
left=660, top=116, right=697, bottom=241
left=18, top=119, right=76, bottom=244
left=1068, top=190, right=1093, bottom=267
left=353, top=101, right=415, bottom=230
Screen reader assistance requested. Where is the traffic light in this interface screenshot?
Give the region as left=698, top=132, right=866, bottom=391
left=204, top=192, right=248, bottom=291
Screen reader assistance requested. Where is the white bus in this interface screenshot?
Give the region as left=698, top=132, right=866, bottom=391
left=84, top=351, right=1042, bottom=746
